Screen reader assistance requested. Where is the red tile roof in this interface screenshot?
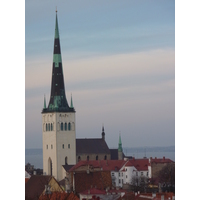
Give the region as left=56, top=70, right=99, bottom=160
left=80, top=188, right=106, bottom=195
left=150, top=157, right=174, bottom=164
left=127, top=158, right=149, bottom=171
left=69, top=160, right=127, bottom=172
left=73, top=171, right=112, bottom=193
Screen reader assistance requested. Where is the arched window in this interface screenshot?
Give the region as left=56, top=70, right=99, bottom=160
left=48, top=158, right=52, bottom=176
left=78, top=156, right=81, bottom=162
left=104, top=155, right=107, bottom=160
left=68, top=122, right=71, bottom=131
left=46, top=124, right=48, bottom=131
left=65, top=123, right=67, bottom=131
left=51, top=123, right=53, bottom=131
left=48, top=123, right=50, bottom=131
left=96, top=155, right=98, bottom=160
left=65, top=157, right=68, bottom=165
left=61, top=123, right=63, bottom=131
left=87, top=156, right=89, bottom=161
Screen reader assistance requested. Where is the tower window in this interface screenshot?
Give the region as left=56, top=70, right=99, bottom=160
left=46, top=145, right=48, bottom=149
left=62, top=144, right=64, bottom=149
left=46, top=124, right=48, bottom=131
left=51, top=145, right=53, bottom=149
left=65, top=157, right=68, bottom=165
left=65, top=123, right=67, bottom=131
left=68, top=144, right=70, bottom=149
left=61, top=123, right=63, bottom=131
left=51, top=123, right=53, bottom=131
left=48, top=123, right=50, bottom=131
left=68, top=123, right=71, bottom=131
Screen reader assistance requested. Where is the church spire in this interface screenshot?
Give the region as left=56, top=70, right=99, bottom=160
left=102, top=124, right=105, bottom=140
left=42, top=10, right=75, bottom=113
left=118, top=132, right=122, bottom=152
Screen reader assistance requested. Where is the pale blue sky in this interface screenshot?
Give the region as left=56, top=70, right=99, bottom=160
left=25, top=0, right=175, bottom=149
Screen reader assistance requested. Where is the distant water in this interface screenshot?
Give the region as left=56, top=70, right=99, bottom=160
left=25, top=146, right=175, bottom=169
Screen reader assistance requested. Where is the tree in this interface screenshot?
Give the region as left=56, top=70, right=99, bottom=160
left=156, top=163, right=175, bottom=192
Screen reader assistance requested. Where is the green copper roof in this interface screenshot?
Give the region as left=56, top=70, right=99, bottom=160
left=42, top=11, right=75, bottom=113
left=54, top=12, right=59, bottom=39
left=118, top=133, right=122, bottom=152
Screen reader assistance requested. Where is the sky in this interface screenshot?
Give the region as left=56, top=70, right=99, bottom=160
left=25, top=0, right=175, bottom=149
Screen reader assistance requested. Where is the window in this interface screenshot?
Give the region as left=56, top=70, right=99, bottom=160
left=112, top=172, right=115, bottom=176
left=46, top=124, right=48, bottom=131
left=141, top=172, right=143, bottom=176
left=68, top=144, right=70, bottom=149
left=126, top=175, right=127, bottom=178
left=96, top=155, right=98, bottom=160
left=61, top=123, right=63, bottom=131
left=87, top=156, right=89, bottom=161
left=147, top=172, right=148, bottom=176
left=51, top=145, right=53, bottom=149
left=65, top=157, right=68, bottom=165
left=119, top=173, right=120, bottom=177
left=68, top=122, right=71, bottom=131
left=65, top=123, right=67, bottom=131
left=51, top=123, right=53, bottom=131
left=104, top=155, right=107, bottom=160
left=122, top=173, right=123, bottom=177
left=136, top=172, right=138, bottom=176
left=119, top=179, right=121, bottom=184
left=48, top=123, right=50, bottom=131
left=46, top=145, right=48, bottom=149
left=62, top=144, right=64, bottom=149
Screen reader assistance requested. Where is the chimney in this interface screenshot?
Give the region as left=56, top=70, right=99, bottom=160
left=163, top=156, right=165, bottom=160
left=155, top=157, right=157, bottom=159
left=132, top=157, right=135, bottom=161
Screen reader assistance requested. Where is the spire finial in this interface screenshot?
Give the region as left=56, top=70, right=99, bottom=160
left=56, top=6, right=57, bottom=13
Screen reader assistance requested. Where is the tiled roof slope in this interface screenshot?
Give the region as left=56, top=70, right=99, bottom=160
left=150, top=157, right=174, bottom=164
left=69, top=160, right=127, bottom=172
left=40, top=192, right=79, bottom=200
left=127, top=158, right=149, bottom=171
left=25, top=175, right=52, bottom=200
left=76, top=138, right=110, bottom=154
left=74, top=171, right=112, bottom=193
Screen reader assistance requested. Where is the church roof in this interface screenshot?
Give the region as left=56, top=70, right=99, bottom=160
left=76, top=138, right=110, bottom=154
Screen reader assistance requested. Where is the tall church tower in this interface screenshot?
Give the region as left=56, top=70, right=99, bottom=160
left=42, top=11, right=76, bottom=181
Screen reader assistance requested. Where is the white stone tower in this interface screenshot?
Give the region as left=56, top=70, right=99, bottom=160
left=42, top=11, right=76, bottom=181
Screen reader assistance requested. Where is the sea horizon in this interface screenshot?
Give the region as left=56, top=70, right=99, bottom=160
left=25, top=146, right=175, bottom=169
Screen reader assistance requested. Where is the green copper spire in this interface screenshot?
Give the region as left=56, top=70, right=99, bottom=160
left=42, top=10, right=75, bottom=113
left=70, top=94, right=74, bottom=108
left=118, top=133, right=122, bottom=152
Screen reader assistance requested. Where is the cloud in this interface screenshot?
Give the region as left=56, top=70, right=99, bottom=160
left=25, top=48, right=174, bottom=148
